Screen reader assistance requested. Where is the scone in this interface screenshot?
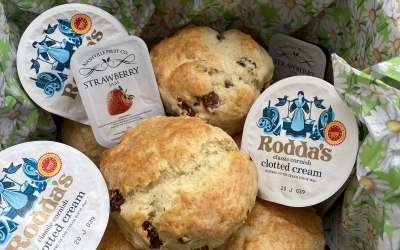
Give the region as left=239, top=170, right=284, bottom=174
left=98, top=216, right=137, bottom=250
left=221, top=199, right=325, bottom=250
left=231, top=131, right=243, bottom=148
left=60, top=118, right=106, bottom=166
left=100, top=116, right=258, bottom=249
left=150, top=25, right=274, bottom=135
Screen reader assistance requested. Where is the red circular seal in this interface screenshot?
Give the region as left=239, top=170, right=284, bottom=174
left=324, top=120, right=346, bottom=146
left=38, top=153, right=62, bottom=177
left=70, top=14, right=92, bottom=34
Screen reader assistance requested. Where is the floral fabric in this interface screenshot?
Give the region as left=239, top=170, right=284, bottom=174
left=328, top=54, right=400, bottom=250
left=300, top=0, right=400, bottom=70
left=0, top=2, right=56, bottom=149
left=1, top=0, right=400, bottom=249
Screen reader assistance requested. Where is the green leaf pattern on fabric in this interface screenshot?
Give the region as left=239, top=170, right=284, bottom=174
left=0, top=2, right=56, bottom=149
left=1, top=1, right=400, bottom=249
left=332, top=54, right=400, bottom=250
left=301, top=0, right=400, bottom=70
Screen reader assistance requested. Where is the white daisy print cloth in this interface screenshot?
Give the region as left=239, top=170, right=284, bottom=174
left=332, top=54, right=400, bottom=249
left=0, top=2, right=57, bottom=149
left=364, top=106, right=400, bottom=147
left=1, top=1, right=400, bottom=249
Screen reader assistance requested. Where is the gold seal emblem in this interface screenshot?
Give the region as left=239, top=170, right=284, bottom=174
left=38, top=153, right=62, bottom=177
left=70, top=13, right=92, bottom=35
left=324, top=120, right=346, bottom=146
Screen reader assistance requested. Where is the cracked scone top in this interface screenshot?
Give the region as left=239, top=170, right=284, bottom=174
left=150, top=25, right=274, bottom=135
left=100, top=116, right=258, bottom=249
left=221, top=199, right=325, bottom=250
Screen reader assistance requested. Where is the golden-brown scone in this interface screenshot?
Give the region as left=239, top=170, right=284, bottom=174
left=150, top=25, right=274, bottom=135
left=60, top=118, right=106, bottom=166
left=231, top=131, right=242, bottom=148
left=100, top=116, right=258, bottom=250
left=221, top=199, right=325, bottom=250
left=98, top=216, right=137, bottom=250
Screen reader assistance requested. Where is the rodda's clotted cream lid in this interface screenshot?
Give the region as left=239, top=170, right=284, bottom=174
left=241, top=76, right=358, bottom=207
left=17, top=4, right=128, bottom=124
left=0, top=141, right=109, bottom=249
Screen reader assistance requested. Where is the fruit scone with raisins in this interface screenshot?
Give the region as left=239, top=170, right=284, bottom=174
left=100, top=116, right=258, bottom=250
left=150, top=25, right=274, bottom=135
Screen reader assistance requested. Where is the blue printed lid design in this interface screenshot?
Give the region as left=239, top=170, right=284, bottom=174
left=241, top=76, right=359, bottom=207
left=17, top=4, right=128, bottom=124
left=0, top=141, right=109, bottom=249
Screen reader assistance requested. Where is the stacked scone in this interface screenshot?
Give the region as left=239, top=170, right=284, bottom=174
left=97, top=117, right=325, bottom=250
left=220, top=199, right=325, bottom=250
left=64, top=25, right=325, bottom=249
left=98, top=216, right=137, bottom=250
left=150, top=25, right=274, bottom=135
left=100, top=116, right=258, bottom=249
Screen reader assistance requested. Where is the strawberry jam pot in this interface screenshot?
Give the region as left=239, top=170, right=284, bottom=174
left=71, top=36, right=165, bottom=148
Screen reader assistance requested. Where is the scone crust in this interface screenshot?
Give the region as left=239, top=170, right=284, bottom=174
left=100, top=116, right=258, bottom=249
left=150, top=25, right=274, bottom=134
left=98, top=216, right=138, bottom=250
left=223, top=199, right=326, bottom=250
left=60, top=118, right=106, bottom=166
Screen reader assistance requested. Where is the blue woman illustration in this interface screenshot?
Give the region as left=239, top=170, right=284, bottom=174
left=32, top=35, right=76, bottom=72
left=0, top=176, right=37, bottom=219
left=286, top=91, right=310, bottom=138
left=0, top=182, right=28, bottom=211
left=33, top=40, right=69, bottom=64
left=0, top=158, right=52, bottom=245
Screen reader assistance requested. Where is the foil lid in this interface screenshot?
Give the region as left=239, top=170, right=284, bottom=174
left=0, top=141, right=109, bottom=249
left=17, top=4, right=128, bottom=124
left=241, top=76, right=358, bottom=207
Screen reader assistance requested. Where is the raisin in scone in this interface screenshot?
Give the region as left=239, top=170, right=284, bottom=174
left=60, top=118, right=106, bottom=166
left=150, top=25, right=274, bottom=135
left=220, top=199, right=325, bottom=250
left=100, top=116, right=258, bottom=250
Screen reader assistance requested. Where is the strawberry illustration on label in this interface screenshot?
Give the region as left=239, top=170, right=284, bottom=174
left=107, top=86, right=135, bottom=115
